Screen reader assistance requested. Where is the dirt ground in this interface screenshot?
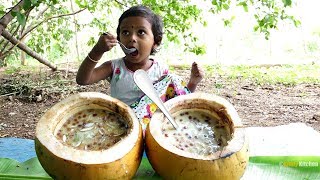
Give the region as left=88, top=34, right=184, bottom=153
left=0, top=67, right=319, bottom=139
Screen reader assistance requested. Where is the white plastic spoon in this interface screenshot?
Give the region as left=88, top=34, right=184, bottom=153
left=133, top=69, right=179, bottom=129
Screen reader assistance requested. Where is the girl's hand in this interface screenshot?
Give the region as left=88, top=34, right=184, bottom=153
left=190, top=62, right=204, bottom=85
left=187, top=62, right=205, bottom=92
left=93, top=32, right=118, bottom=54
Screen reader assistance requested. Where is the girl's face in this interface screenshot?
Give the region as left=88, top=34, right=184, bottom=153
left=119, top=16, right=156, bottom=65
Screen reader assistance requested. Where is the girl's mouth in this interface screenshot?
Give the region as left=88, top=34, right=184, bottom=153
left=130, top=49, right=138, bottom=56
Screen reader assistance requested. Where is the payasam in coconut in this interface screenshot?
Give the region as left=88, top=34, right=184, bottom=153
left=145, top=93, right=249, bottom=180
left=35, top=92, right=143, bottom=180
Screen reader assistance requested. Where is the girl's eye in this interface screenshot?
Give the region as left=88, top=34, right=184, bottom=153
left=138, top=30, right=146, bottom=35
left=121, top=31, right=129, bottom=36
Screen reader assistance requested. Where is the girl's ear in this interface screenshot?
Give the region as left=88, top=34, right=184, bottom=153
left=151, top=43, right=160, bottom=55
left=153, top=43, right=158, bottom=50
left=152, top=43, right=158, bottom=52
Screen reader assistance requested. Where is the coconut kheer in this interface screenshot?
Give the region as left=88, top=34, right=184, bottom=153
left=145, top=93, right=249, bottom=180
left=161, top=109, right=231, bottom=155
left=56, top=109, right=129, bottom=151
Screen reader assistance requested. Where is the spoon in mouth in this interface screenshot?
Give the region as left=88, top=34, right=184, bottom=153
left=117, top=41, right=136, bottom=54
left=103, top=32, right=136, bottom=54
left=133, top=69, right=179, bottom=129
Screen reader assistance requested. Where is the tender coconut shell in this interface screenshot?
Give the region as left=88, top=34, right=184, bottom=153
left=145, top=93, right=249, bottom=180
left=35, top=92, right=143, bottom=180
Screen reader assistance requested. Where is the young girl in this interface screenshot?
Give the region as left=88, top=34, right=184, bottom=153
left=77, top=5, right=204, bottom=129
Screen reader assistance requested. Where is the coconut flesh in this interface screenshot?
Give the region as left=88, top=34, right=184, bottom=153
left=145, top=93, right=249, bottom=180
left=35, top=92, right=143, bottom=180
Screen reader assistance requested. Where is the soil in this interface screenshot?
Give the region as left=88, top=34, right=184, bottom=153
left=0, top=66, right=320, bottom=139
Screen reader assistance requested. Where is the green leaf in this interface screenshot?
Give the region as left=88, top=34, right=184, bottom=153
left=293, top=19, right=301, bottom=27
left=23, top=0, right=32, bottom=11
left=16, top=12, right=26, bottom=26
left=11, top=11, right=18, bottom=17
left=189, top=45, right=206, bottom=55
left=75, top=0, right=88, bottom=8
left=282, top=0, right=292, bottom=7
left=212, top=0, right=217, bottom=5
left=133, top=158, right=161, bottom=179
left=0, top=158, right=52, bottom=179
left=238, top=2, right=248, bottom=12
left=0, top=158, right=20, bottom=173
left=31, top=0, right=39, bottom=4
left=222, top=3, right=229, bottom=10
left=200, top=20, right=207, bottom=27
left=0, top=10, right=6, bottom=16
left=223, top=19, right=230, bottom=27
left=246, top=156, right=320, bottom=179
left=1, top=156, right=320, bottom=179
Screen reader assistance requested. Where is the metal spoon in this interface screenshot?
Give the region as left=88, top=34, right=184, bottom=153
left=117, top=41, right=136, bottom=54
left=133, top=69, right=179, bottom=129
left=102, top=33, right=136, bottom=54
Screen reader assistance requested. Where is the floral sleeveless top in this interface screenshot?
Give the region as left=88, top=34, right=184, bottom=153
left=110, top=58, right=169, bottom=105
left=109, top=58, right=191, bottom=131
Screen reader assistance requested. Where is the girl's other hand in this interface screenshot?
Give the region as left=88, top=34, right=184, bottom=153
left=187, top=62, right=205, bottom=92
left=190, top=62, right=204, bottom=85
left=93, top=32, right=118, bottom=53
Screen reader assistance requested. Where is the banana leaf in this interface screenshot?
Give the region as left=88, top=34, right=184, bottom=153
left=0, top=158, right=51, bottom=179
left=0, top=156, right=319, bottom=179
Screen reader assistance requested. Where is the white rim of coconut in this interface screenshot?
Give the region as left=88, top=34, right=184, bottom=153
left=148, top=92, right=247, bottom=160
left=36, top=92, right=140, bottom=164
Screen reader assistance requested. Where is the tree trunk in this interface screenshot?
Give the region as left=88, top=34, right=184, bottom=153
left=20, top=30, right=26, bottom=65
left=21, top=47, right=26, bottom=65
left=2, top=29, right=57, bottom=70
left=0, top=0, right=25, bottom=35
left=70, top=0, right=80, bottom=61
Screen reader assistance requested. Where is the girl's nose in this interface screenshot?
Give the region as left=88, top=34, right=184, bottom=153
left=129, top=33, right=137, bottom=43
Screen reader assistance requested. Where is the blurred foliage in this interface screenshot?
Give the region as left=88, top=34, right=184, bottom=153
left=0, top=0, right=300, bottom=66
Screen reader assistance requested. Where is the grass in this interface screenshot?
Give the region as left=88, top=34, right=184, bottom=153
left=203, top=63, right=320, bottom=86
left=2, top=62, right=319, bottom=88
left=171, top=63, right=319, bottom=85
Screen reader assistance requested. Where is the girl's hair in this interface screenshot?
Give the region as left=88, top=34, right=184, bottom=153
left=116, top=5, right=164, bottom=55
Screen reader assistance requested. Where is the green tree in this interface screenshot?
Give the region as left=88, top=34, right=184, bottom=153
left=0, top=0, right=300, bottom=69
